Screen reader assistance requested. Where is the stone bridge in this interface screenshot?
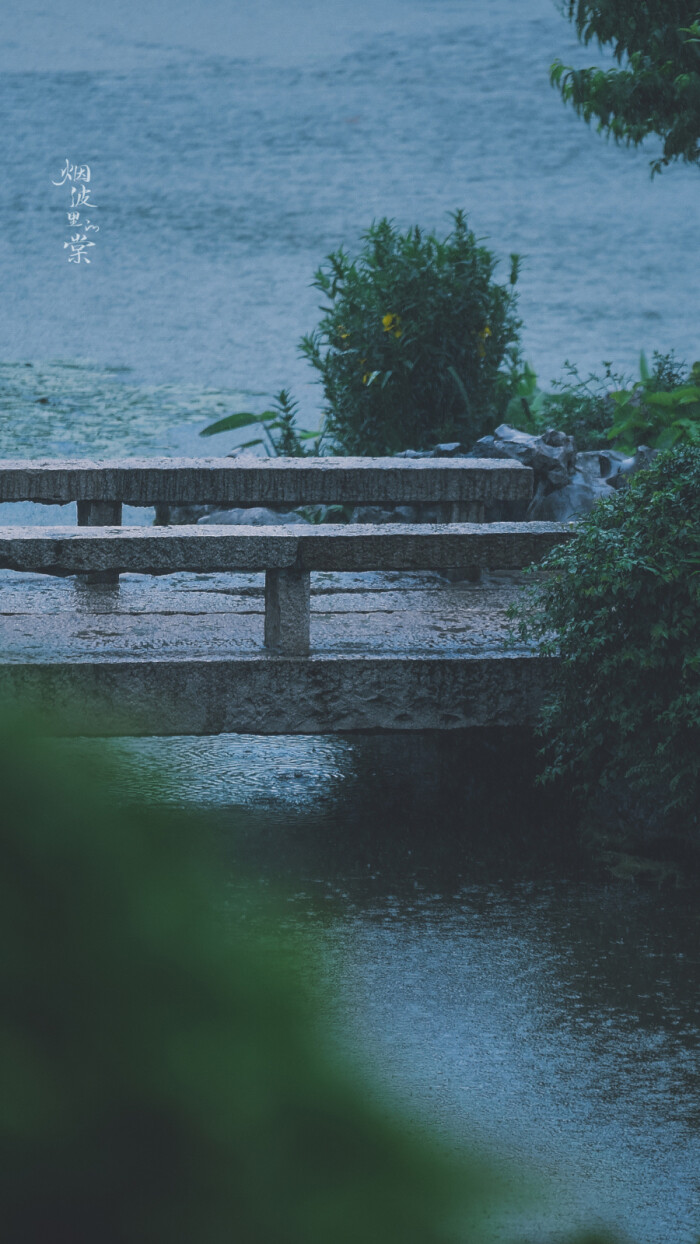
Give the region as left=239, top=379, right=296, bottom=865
left=0, top=458, right=568, bottom=735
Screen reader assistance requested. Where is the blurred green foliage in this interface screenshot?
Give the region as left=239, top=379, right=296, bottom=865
left=510, top=445, right=700, bottom=831
left=0, top=709, right=513, bottom=1244
left=299, top=212, right=522, bottom=455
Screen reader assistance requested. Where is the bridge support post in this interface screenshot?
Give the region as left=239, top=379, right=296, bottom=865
left=450, top=501, right=484, bottom=583
left=77, top=500, right=122, bottom=584
left=264, top=568, right=310, bottom=654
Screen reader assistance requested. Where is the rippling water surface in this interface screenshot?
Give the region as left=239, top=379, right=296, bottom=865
left=61, top=731, right=700, bottom=1244
left=1, top=0, right=700, bottom=456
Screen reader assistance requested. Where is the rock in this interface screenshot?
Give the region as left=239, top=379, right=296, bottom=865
left=527, top=474, right=599, bottom=521
left=158, top=503, right=218, bottom=525
left=433, top=442, right=465, bottom=457
left=607, top=445, right=660, bottom=489
left=393, top=449, right=435, bottom=458
left=198, top=506, right=310, bottom=526
left=468, top=424, right=576, bottom=520
left=527, top=446, right=631, bottom=521
left=470, top=424, right=576, bottom=491
left=574, top=449, right=626, bottom=487
left=526, top=443, right=642, bottom=520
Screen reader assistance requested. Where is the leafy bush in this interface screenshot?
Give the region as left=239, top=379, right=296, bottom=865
left=606, top=353, right=700, bottom=451
left=511, top=446, right=700, bottom=830
left=506, top=352, right=700, bottom=453
left=300, top=212, right=522, bottom=455
left=506, top=359, right=623, bottom=450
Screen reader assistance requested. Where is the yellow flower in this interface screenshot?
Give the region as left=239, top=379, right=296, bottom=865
left=362, top=373, right=370, bottom=384
left=382, top=312, right=402, bottom=337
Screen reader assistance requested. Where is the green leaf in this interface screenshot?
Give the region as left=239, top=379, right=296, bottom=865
left=199, top=410, right=277, bottom=437
left=518, top=362, right=539, bottom=398
left=655, top=427, right=680, bottom=449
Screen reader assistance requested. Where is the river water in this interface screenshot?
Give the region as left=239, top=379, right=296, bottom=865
left=58, top=729, right=700, bottom=1244
left=2, top=1, right=699, bottom=1239
left=1, top=0, right=700, bottom=457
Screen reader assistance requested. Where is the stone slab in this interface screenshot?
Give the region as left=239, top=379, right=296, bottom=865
left=0, top=457, right=533, bottom=506
left=0, top=568, right=510, bottom=613
left=0, top=653, right=557, bottom=735
left=0, top=522, right=571, bottom=575
left=0, top=585, right=523, bottom=659
left=0, top=565, right=552, bottom=734
left=295, top=523, right=570, bottom=570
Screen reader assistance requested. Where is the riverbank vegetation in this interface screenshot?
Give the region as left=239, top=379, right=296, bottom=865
left=510, top=446, right=700, bottom=856
left=298, top=212, right=522, bottom=455
left=505, top=351, right=700, bottom=453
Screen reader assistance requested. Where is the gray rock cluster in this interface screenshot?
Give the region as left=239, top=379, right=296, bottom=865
left=399, top=427, right=659, bottom=522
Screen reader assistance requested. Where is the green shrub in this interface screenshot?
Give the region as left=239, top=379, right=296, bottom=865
left=506, top=352, right=700, bottom=454
left=606, top=353, right=700, bottom=452
left=506, top=359, right=622, bottom=450
left=511, top=446, right=700, bottom=830
left=300, top=212, right=522, bottom=455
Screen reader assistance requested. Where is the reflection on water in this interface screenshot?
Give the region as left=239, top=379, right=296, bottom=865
left=63, top=730, right=700, bottom=1244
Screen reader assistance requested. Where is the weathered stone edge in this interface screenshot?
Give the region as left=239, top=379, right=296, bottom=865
left=0, top=457, right=533, bottom=504
left=0, top=653, right=558, bottom=735
left=0, top=522, right=572, bottom=574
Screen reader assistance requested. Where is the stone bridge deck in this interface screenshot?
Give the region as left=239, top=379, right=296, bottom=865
left=0, top=567, right=554, bottom=735
left=0, top=458, right=558, bottom=735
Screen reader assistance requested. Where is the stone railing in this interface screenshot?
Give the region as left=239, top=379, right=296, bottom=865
left=0, top=457, right=571, bottom=654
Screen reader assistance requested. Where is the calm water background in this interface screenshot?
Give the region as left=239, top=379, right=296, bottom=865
left=1, top=0, right=699, bottom=456
left=2, top=2, right=699, bottom=1240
